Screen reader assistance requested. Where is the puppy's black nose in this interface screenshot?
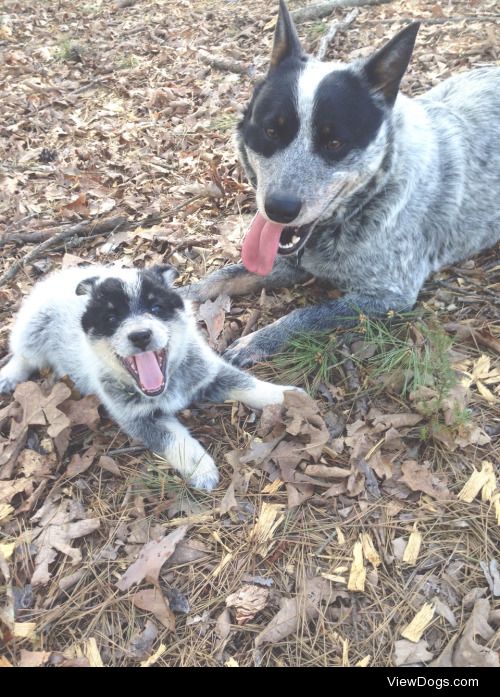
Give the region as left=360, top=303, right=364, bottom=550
left=264, top=194, right=302, bottom=224
left=129, top=330, right=152, bottom=350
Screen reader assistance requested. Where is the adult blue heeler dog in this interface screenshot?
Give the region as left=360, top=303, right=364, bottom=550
left=187, top=0, right=500, bottom=367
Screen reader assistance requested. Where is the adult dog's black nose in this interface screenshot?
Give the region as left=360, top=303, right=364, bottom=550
left=129, top=330, right=152, bottom=350
left=264, top=194, right=302, bottom=224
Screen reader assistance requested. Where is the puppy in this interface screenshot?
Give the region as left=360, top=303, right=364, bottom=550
left=187, top=0, right=500, bottom=366
left=0, top=264, right=297, bottom=490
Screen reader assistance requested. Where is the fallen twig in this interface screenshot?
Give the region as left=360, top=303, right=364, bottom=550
left=292, top=0, right=389, bottom=23
left=317, top=8, right=359, bottom=60
left=339, top=342, right=369, bottom=418
left=198, top=49, right=254, bottom=77
left=0, top=195, right=211, bottom=286
left=241, top=309, right=261, bottom=337
left=0, top=217, right=127, bottom=287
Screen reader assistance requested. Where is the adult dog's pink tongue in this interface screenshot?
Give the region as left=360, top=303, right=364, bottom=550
left=241, top=213, right=285, bottom=276
left=134, top=352, right=163, bottom=392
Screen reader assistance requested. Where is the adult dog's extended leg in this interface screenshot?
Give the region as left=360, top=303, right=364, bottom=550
left=223, top=291, right=414, bottom=367
left=183, top=257, right=312, bottom=302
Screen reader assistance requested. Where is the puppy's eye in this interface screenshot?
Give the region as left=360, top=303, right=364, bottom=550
left=265, top=126, right=277, bottom=139
left=324, top=138, right=343, bottom=152
left=150, top=304, right=163, bottom=316
left=107, top=314, right=118, bottom=324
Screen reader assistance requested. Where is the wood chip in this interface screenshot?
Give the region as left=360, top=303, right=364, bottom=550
left=401, top=603, right=435, bottom=642
left=347, top=541, right=366, bottom=592
left=403, top=526, right=422, bottom=565
left=360, top=533, right=381, bottom=568
left=458, top=461, right=496, bottom=503
left=140, top=643, right=166, bottom=667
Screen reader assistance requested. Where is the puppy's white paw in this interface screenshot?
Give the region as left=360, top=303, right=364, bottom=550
left=187, top=451, right=219, bottom=491
left=0, top=368, right=21, bottom=394
left=0, top=357, right=32, bottom=394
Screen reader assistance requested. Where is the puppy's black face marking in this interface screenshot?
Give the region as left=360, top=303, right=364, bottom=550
left=81, top=278, right=130, bottom=338
left=312, top=71, right=384, bottom=163
left=138, top=273, right=184, bottom=320
left=238, top=56, right=303, bottom=158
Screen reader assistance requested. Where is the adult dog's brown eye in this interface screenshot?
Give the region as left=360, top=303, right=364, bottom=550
left=265, top=127, right=277, bottom=139
left=325, top=138, right=342, bottom=151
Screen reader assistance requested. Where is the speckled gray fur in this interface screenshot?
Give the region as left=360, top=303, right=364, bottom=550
left=187, top=3, right=500, bottom=367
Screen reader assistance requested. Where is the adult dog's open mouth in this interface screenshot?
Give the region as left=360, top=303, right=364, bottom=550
left=241, top=213, right=315, bottom=276
left=120, top=348, right=167, bottom=396
left=277, top=224, right=314, bottom=256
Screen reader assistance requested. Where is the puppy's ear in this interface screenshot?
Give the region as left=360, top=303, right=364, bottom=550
left=75, top=276, right=98, bottom=296
left=269, top=0, right=303, bottom=71
left=363, top=23, right=420, bottom=105
left=149, top=264, right=179, bottom=286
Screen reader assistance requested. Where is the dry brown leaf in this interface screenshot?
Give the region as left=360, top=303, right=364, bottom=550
left=255, top=577, right=339, bottom=648
left=61, top=395, right=100, bottom=429
left=167, top=538, right=210, bottom=566
left=117, top=525, right=188, bottom=591
left=372, top=412, right=423, bottom=431
left=98, top=455, right=121, bottom=476
left=0, top=477, right=32, bottom=504
left=127, top=620, right=158, bottom=662
left=394, top=639, right=433, bottom=666
left=10, top=381, right=71, bottom=440
left=66, top=446, right=97, bottom=478
left=303, top=464, right=351, bottom=478
left=286, top=482, right=315, bottom=508
left=29, top=496, right=100, bottom=585
left=132, top=588, right=175, bottom=631
left=432, top=598, right=499, bottom=667
left=220, top=482, right=238, bottom=515
left=400, top=460, right=450, bottom=500
left=198, top=294, right=230, bottom=348
left=480, top=559, right=500, bottom=597
left=18, top=650, right=52, bottom=667
left=226, top=584, right=269, bottom=624
left=215, top=608, right=231, bottom=641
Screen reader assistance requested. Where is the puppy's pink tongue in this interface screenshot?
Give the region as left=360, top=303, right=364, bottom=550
left=134, top=351, right=163, bottom=392
left=241, top=213, right=284, bottom=276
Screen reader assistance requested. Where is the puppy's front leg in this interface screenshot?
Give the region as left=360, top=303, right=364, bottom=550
left=124, top=412, right=219, bottom=491
left=183, top=258, right=311, bottom=302
left=197, top=362, right=300, bottom=410
left=223, top=291, right=414, bottom=367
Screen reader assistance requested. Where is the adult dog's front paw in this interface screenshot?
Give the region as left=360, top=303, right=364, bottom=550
left=223, top=326, right=285, bottom=368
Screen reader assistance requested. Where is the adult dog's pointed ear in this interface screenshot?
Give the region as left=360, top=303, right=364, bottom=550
left=363, top=23, right=420, bottom=105
left=269, top=0, right=303, bottom=71
left=75, top=276, right=98, bottom=296
left=149, top=264, right=179, bottom=286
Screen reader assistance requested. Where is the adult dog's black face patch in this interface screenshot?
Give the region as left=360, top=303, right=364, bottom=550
left=138, top=272, right=184, bottom=321
left=238, top=56, right=304, bottom=157
left=81, top=278, right=130, bottom=338
left=312, top=71, right=384, bottom=163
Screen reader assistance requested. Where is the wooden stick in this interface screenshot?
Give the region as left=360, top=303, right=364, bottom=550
left=292, top=0, right=390, bottom=23
left=317, top=8, right=359, bottom=60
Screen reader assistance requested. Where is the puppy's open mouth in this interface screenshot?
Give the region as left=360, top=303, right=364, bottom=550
left=277, top=224, right=314, bottom=256
left=120, top=349, right=167, bottom=396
